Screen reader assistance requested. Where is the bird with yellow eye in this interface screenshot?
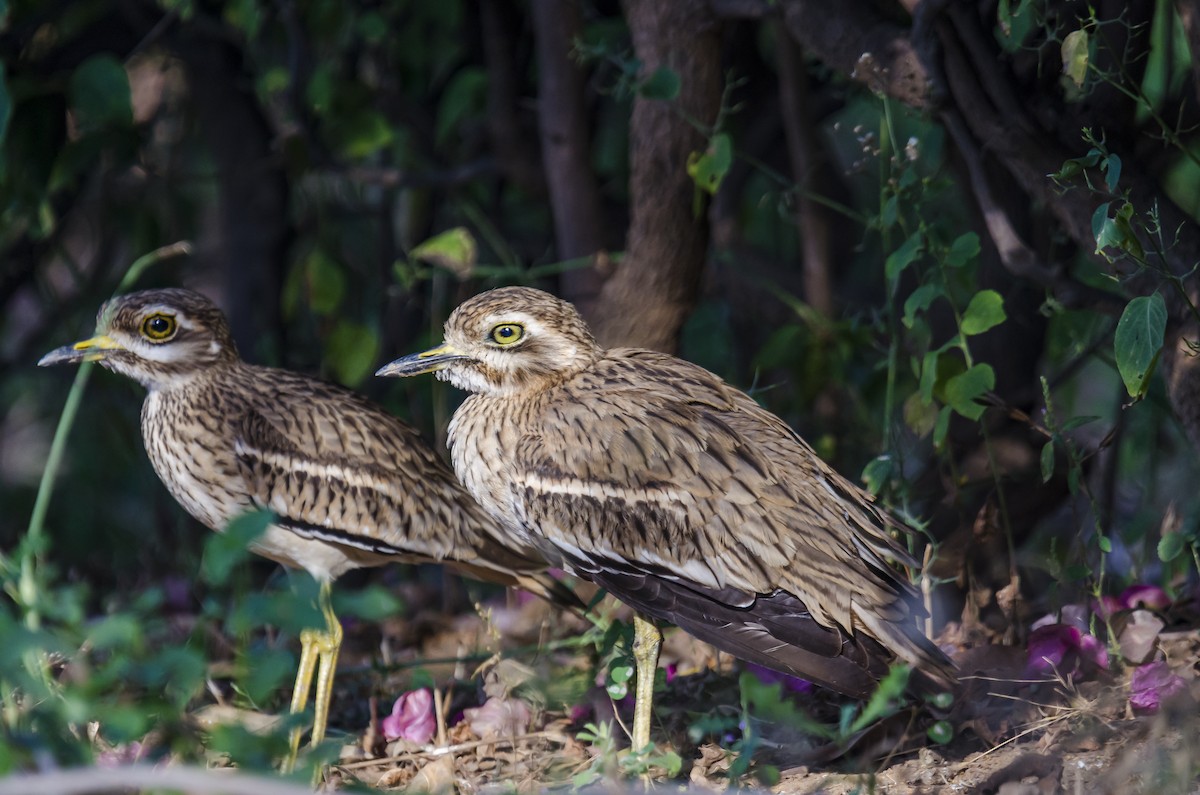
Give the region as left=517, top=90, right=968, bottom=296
left=377, top=286, right=956, bottom=753
left=39, top=287, right=576, bottom=771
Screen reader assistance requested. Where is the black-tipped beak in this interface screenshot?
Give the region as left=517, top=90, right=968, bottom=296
left=38, top=335, right=123, bottom=367
left=376, top=342, right=469, bottom=378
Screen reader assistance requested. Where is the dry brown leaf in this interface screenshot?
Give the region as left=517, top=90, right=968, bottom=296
left=464, top=697, right=531, bottom=738
left=405, top=755, right=456, bottom=794
left=481, top=658, right=536, bottom=699
left=1117, top=609, right=1165, bottom=664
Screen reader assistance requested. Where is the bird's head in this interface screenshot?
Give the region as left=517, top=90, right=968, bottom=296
left=39, top=288, right=239, bottom=390
left=377, top=286, right=600, bottom=396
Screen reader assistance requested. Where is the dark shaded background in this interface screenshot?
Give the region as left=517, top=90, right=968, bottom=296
left=3, top=0, right=1199, bottom=630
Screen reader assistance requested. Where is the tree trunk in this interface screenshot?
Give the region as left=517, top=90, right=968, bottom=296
left=591, top=0, right=722, bottom=352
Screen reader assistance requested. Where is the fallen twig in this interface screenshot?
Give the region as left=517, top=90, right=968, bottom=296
left=336, top=729, right=573, bottom=771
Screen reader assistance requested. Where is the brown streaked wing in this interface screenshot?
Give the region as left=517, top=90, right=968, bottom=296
left=513, top=352, right=911, bottom=626
left=230, top=367, right=561, bottom=580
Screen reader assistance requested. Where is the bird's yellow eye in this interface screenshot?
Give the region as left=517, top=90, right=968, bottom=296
left=490, top=323, right=524, bottom=346
left=141, top=313, right=177, bottom=342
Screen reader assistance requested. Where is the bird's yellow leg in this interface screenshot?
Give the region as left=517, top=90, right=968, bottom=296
left=311, top=580, right=343, bottom=749
left=630, top=614, right=662, bottom=753
left=283, top=627, right=320, bottom=773
left=282, top=580, right=341, bottom=774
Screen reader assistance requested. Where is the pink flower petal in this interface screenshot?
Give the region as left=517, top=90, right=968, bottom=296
left=1026, top=624, right=1078, bottom=676
left=1025, top=624, right=1108, bottom=678
left=1129, top=661, right=1188, bottom=713
left=1120, top=585, right=1170, bottom=612
left=1092, top=595, right=1124, bottom=620
left=381, top=688, right=436, bottom=744
left=463, top=697, right=531, bottom=738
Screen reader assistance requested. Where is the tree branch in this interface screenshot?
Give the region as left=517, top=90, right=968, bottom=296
left=530, top=0, right=607, bottom=317
left=775, top=24, right=834, bottom=317
left=479, top=0, right=545, bottom=195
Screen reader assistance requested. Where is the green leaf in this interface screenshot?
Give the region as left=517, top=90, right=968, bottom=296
left=960, top=290, right=1006, bottom=335
left=754, top=324, right=804, bottom=370
left=903, top=284, right=941, bottom=329
left=1040, top=441, right=1054, bottom=483
left=638, top=66, right=680, bottom=100
left=68, top=55, right=132, bottom=132
left=848, top=665, right=909, bottom=734
left=223, top=0, right=262, bottom=39
left=99, top=704, right=153, bottom=743
left=1158, top=531, right=1185, bottom=562
left=686, top=132, right=732, bottom=195
left=1114, top=293, right=1166, bottom=398
left=337, top=110, right=394, bottom=158
left=903, top=391, right=937, bottom=438
left=240, top=646, right=294, bottom=705
left=435, top=67, right=487, bottom=146
left=307, top=65, right=335, bottom=113
left=943, top=363, right=995, bottom=420
left=945, top=232, right=980, bottom=268
left=410, top=226, right=477, bottom=280
left=885, top=232, right=924, bottom=280
left=997, top=0, right=1035, bottom=51
left=860, top=455, right=893, bottom=496
left=357, top=11, right=388, bottom=44
left=326, top=320, right=380, bottom=387
left=1103, top=154, right=1122, bottom=193
left=1097, top=535, right=1112, bottom=553
left=334, top=585, right=404, bottom=622
left=918, top=349, right=941, bottom=403
left=304, top=250, right=346, bottom=315
left=1061, top=28, right=1089, bottom=87
left=1060, top=415, right=1100, bottom=432
left=201, top=510, right=273, bottom=586
left=1113, top=201, right=1144, bottom=259
left=88, top=614, right=143, bottom=651
left=1091, top=201, right=1111, bottom=240
left=880, top=194, right=899, bottom=229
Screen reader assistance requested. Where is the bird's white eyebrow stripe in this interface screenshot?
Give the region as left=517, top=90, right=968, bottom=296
left=520, top=473, right=692, bottom=505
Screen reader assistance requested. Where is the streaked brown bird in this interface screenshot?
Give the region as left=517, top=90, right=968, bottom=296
left=377, top=286, right=956, bottom=751
left=39, top=287, right=573, bottom=768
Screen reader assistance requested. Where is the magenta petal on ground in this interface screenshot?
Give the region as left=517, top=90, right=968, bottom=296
left=464, top=697, right=531, bottom=738
left=1120, top=584, right=1170, bottom=612
left=746, top=662, right=813, bottom=693
left=1129, top=661, right=1187, bottom=713
left=1093, top=594, right=1124, bottom=619
left=1026, top=624, right=1078, bottom=676
left=381, top=688, right=436, bottom=743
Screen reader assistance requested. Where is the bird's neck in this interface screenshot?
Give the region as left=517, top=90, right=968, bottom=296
left=139, top=359, right=239, bottom=394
